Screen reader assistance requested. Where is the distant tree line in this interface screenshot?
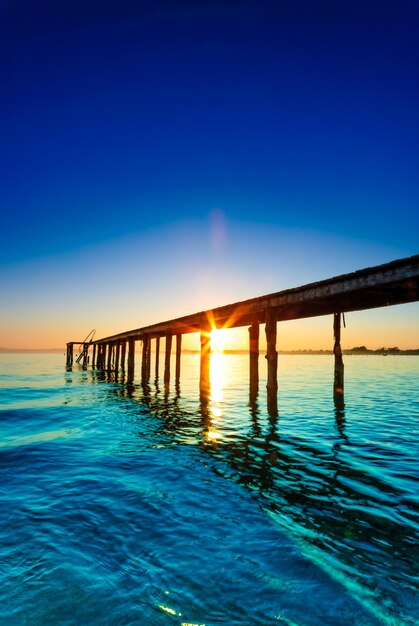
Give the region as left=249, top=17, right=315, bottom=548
left=345, top=346, right=419, bottom=355
left=276, top=347, right=419, bottom=355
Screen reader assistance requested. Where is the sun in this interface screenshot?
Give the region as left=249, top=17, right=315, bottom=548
left=210, top=328, right=230, bottom=353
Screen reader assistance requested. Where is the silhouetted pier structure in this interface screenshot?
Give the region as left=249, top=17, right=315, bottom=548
left=66, top=255, right=419, bottom=408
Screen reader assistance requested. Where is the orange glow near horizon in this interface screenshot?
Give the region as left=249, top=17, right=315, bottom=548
left=1, top=302, right=418, bottom=351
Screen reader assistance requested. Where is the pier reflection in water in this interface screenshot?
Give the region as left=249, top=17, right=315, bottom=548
left=85, top=352, right=419, bottom=625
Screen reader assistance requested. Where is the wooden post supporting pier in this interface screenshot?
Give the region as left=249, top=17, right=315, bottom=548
left=142, top=336, right=151, bottom=383
left=66, top=343, right=73, bottom=367
left=333, top=313, right=344, bottom=399
left=265, top=308, right=278, bottom=416
left=100, top=344, right=106, bottom=369
left=146, top=338, right=151, bottom=381
left=141, top=338, right=147, bottom=381
left=155, top=337, right=160, bottom=379
left=265, top=308, right=278, bottom=393
left=99, top=344, right=105, bottom=369
left=95, top=344, right=101, bottom=369
left=164, top=334, right=172, bottom=385
left=249, top=322, right=259, bottom=394
left=82, top=343, right=89, bottom=368
left=92, top=344, right=96, bottom=368
left=120, top=341, right=126, bottom=371
left=200, top=330, right=211, bottom=395
left=175, top=334, right=182, bottom=382
left=107, top=343, right=113, bottom=372
left=115, top=342, right=120, bottom=373
left=127, top=339, right=135, bottom=383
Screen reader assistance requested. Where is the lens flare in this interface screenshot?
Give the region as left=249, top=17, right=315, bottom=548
left=210, top=327, right=235, bottom=353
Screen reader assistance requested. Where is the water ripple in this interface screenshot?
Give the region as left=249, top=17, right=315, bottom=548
left=0, top=353, right=418, bottom=625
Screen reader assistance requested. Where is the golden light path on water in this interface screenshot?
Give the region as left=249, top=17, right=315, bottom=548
left=206, top=328, right=231, bottom=442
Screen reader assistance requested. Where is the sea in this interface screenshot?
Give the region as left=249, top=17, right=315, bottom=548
left=0, top=352, right=418, bottom=626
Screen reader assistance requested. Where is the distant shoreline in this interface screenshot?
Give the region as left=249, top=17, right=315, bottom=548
left=183, top=349, right=419, bottom=355
left=0, top=348, right=65, bottom=353
left=1, top=348, right=419, bottom=355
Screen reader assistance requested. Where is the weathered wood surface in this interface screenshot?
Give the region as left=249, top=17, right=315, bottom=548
left=86, top=255, right=418, bottom=345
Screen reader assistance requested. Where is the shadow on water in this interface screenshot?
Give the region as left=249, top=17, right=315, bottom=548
left=70, top=361, right=418, bottom=623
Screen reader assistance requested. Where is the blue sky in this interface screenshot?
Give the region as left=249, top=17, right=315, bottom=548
left=1, top=0, right=418, bottom=348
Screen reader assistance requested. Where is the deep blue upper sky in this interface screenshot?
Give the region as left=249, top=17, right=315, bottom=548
left=1, top=0, right=418, bottom=263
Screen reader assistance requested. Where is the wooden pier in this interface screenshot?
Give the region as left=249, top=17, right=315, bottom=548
left=66, top=254, right=419, bottom=408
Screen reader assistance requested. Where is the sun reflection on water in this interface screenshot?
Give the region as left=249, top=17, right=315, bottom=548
left=205, top=351, right=227, bottom=442
left=210, top=352, right=225, bottom=404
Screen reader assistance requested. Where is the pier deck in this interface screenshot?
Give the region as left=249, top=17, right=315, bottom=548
left=90, top=254, right=418, bottom=342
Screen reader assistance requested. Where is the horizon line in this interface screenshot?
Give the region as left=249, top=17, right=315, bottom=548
left=2, top=347, right=419, bottom=354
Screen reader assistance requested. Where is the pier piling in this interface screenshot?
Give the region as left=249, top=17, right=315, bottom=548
left=249, top=322, right=259, bottom=393
left=164, top=334, right=172, bottom=385
left=106, top=343, right=112, bottom=372
left=265, top=308, right=278, bottom=393
left=127, top=339, right=135, bottom=383
left=82, top=343, right=89, bottom=368
left=200, top=330, right=211, bottom=395
left=146, top=337, right=151, bottom=381
left=99, top=343, right=105, bottom=369
left=155, top=337, right=160, bottom=379
left=141, top=336, right=150, bottom=383
left=120, top=341, right=126, bottom=371
left=115, top=342, right=120, bottom=374
left=333, top=313, right=344, bottom=399
left=66, top=343, right=73, bottom=367
left=175, top=335, right=182, bottom=382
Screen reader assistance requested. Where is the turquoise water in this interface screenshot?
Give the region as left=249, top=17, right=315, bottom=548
left=0, top=353, right=418, bottom=625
